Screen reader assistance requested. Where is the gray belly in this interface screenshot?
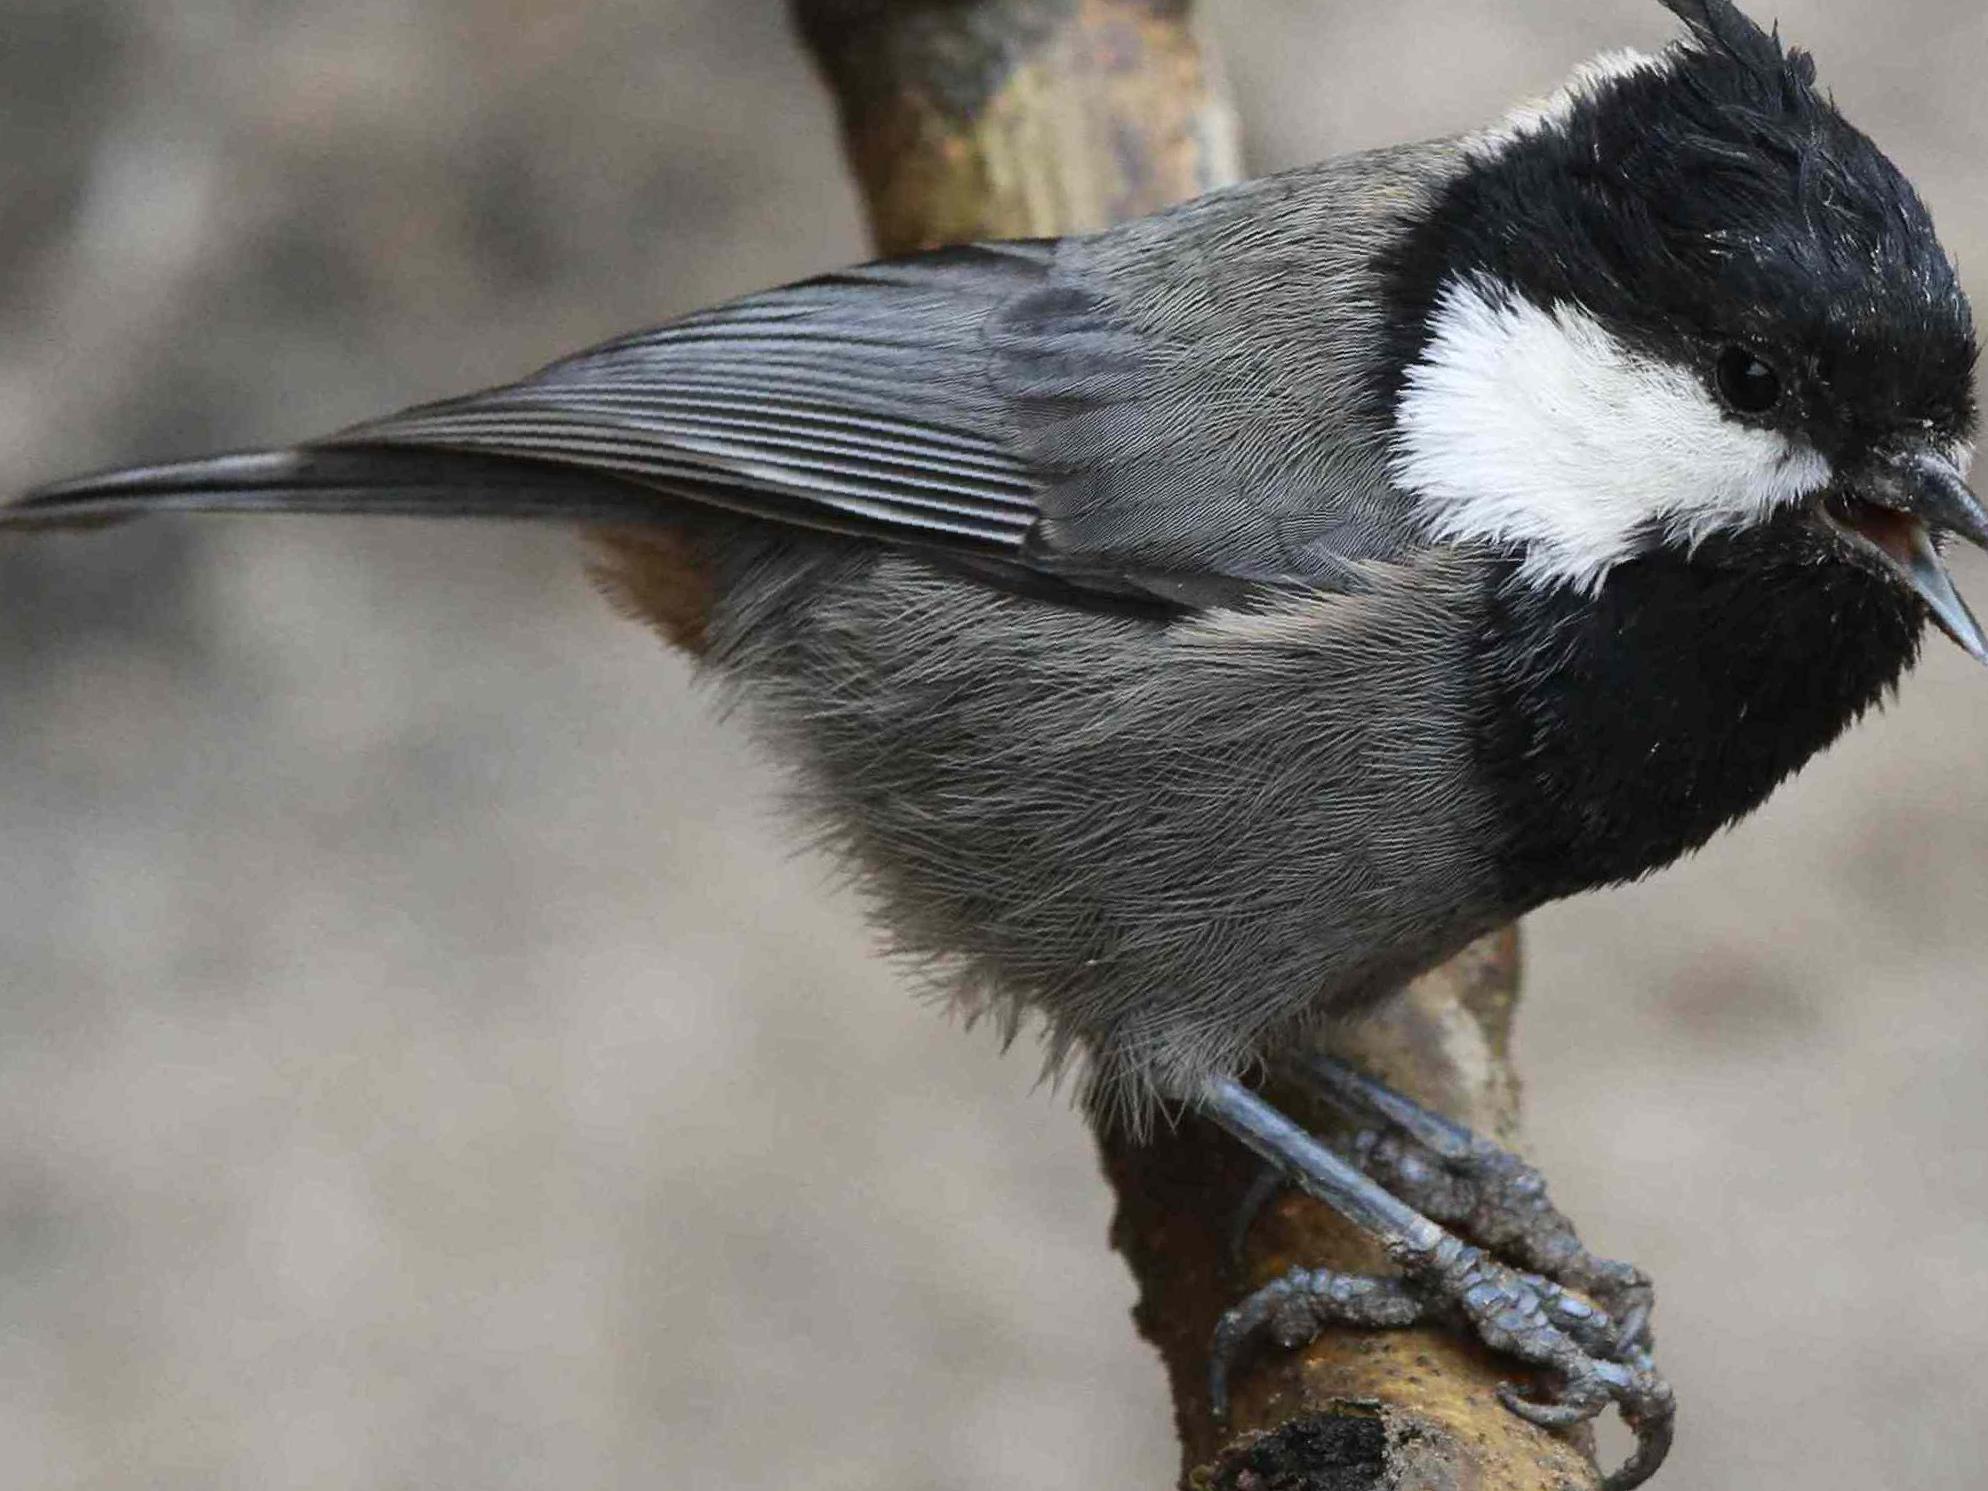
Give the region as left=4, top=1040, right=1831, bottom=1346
left=697, top=530, right=1506, bottom=1116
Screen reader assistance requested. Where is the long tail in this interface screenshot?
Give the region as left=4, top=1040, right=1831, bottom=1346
left=0, top=445, right=685, bottom=531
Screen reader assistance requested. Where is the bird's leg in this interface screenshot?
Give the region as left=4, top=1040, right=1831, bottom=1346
left=1197, top=1076, right=1674, bottom=1491
left=1238, top=1051, right=1653, bottom=1349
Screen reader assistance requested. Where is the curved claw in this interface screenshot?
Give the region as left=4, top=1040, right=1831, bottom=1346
left=1208, top=1350, right=1235, bottom=1423
left=1498, top=1368, right=1674, bottom=1491
left=1608, top=1383, right=1679, bottom=1491
left=1225, top=1164, right=1287, bottom=1276
left=1497, top=1378, right=1610, bottom=1429
left=1428, top=1242, right=1674, bottom=1491
left=1207, top=1307, right=1251, bottom=1419
left=1208, top=1268, right=1305, bottom=1419
left=1208, top=1265, right=1429, bottom=1420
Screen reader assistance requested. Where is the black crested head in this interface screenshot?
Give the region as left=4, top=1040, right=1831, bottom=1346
left=1651, top=0, right=1785, bottom=71
left=1382, top=5, right=1979, bottom=467
left=1398, top=1, right=1980, bottom=912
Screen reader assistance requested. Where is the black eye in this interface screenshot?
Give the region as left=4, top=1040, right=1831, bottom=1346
left=1716, top=346, right=1783, bottom=416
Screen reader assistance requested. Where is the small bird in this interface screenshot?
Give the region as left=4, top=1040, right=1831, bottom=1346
left=8, top=1, right=1979, bottom=1485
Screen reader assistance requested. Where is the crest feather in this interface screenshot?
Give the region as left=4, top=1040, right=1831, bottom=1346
left=1655, top=0, right=1803, bottom=80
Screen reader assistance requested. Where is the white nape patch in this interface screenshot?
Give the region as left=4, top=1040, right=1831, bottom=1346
left=1391, top=275, right=1834, bottom=592
left=1466, top=48, right=1676, bottom=161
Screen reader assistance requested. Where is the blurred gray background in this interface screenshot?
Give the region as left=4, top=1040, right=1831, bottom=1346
left=1, top=1, right=1985, bottom=1486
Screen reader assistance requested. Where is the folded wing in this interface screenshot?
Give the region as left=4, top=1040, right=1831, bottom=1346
left=4, top=245, right=1051, bottom=564
left=6, top=177, right=1439, bottom=612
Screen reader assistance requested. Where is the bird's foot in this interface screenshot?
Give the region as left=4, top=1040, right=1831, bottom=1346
left=1209, top=1243, right=1672, bottom=1491
left=1199, top=1075, right=1672, bottom=1491
left=1427, top=1234, right=1673, bottom=1491
left=1209, top=1265, right=1430, bottom=1411
left=1230, top=1053, right=1652, bottom=1350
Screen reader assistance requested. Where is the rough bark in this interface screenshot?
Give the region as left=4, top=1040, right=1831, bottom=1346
left=796, top=0, right=1237, bottom=255
left=789, top=5, right=1598, bottom=1486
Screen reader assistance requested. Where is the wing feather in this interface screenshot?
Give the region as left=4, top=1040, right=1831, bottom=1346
left=322, top=246, right=1050, bottom=549
left=7, top=246, right=1054, bottom=561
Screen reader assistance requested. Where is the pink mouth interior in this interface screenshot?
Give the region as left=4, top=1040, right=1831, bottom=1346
left=1829, top=494, right=1922, bottom=565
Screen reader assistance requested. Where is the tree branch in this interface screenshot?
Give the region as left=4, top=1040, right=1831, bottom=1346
left=795, top=0, right=1237, bottom=255
left=788, top=5, right=1599, bottom=1485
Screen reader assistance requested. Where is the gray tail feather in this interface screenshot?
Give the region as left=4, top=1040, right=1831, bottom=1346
left=1, top=445, right=683, bottom=531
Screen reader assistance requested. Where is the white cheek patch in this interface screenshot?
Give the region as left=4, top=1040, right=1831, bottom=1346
left=1390, top=274, right=1834, bottom=592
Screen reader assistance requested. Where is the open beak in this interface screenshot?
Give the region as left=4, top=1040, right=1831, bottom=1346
left=1817, top=450, right=1988, bottom=664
